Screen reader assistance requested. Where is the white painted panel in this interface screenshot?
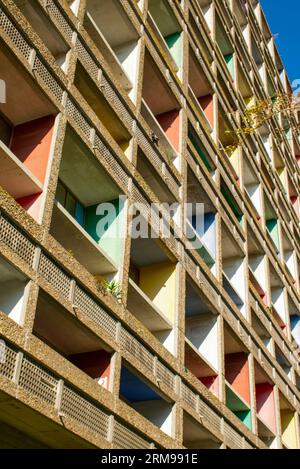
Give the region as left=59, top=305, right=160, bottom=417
left=0, top=279, right=26, bottom=324
left=132, top=400, right=173, bottom=436
left=249, top=254, right=266, bottom=290
left=224, top=258, right=245, bottom=300
left=284, top=250, right=296, bottom=279
left=115, top=41, right=139, bottom=100
left=247, top=183, right=261, bottom=214
left=154, top=329, right=175, bottom=356
left=186, top=315, right=219, bottom=370
left=271, top=287, right=286, bottom=322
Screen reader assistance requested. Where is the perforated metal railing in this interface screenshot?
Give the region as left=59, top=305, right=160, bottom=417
left=43, top=0, right=74, bottom=43
left=76, top=38, right=99, bottom=80
left=0, top=339, right=151, bottom=448
left=136, top=126, right=181, bottom=199
left=0, top=344, right=17, bottom=381
left=60, top=386, right=109, bottom=439
left=74, top=285, right=117, bottom=339
left=66, top=97, right=92, bottom=141
left=0, top=216, right=36, bottom=267
left=39, top=253, right=72, bottom=300
left=181, top=382, right=198, bottom=411
left=113, top=421, right=152, bottom=449
left=19, top=357, right=58, bottom=406
left=198, top=399, right=222, bottom=435
left=33, top=56, right=64, bottom=104
left=0, top=7, right=31, bottom=60
left=223, top=422, right=244, bottom=449
left=156, top=362, right=176, bottom=394
left=120, top=328, right=155, bottom=375
left=93, top=134, right=129, bottom=191
left=180, top=382, right=248, bottom=449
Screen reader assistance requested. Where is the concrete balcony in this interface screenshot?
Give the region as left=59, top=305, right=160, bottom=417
left=127, top=278, right=172, bottom=332
left=51, top=201, right=117, bottom=276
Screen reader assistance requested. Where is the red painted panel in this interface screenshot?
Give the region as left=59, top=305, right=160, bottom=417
left=10, top=115, right=55, bottom=184
left=225, top=352, right=250, bottom=404
left=260, top=292, right=268, bottom=305
left=200, top=375, right=219, bottom=398
left=256, top=383, right=276, bottom=433
left=198, top=94, right=214, bottom=128
left=156, top=109, right=180, bottom=152
left=69, top=350, right=111, bottom=389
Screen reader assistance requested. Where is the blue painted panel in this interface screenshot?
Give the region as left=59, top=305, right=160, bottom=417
left=120, top=367, right=161, bottom=402
left=204, top=212, right=215, bottom=231
left=290, top=315, right=300, bottom=345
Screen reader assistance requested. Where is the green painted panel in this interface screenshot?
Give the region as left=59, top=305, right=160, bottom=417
left=164, top=32, right=182, bottom=68
left=85, top=198, right=125, bottom=267
left=224, top=53, right=234, bottom=79
left=234, top=410, right=252, bottom=430
left=266, top=218, right=280, bottom=251
left=285, top=127, right=292, bottom=144
left=221, top=183, right=243, bottom=224
left=226, top=385, right=249, bottom=413
left=188, top=130, right=212, bottom=171
left=197, top=245, right=215, bottom=268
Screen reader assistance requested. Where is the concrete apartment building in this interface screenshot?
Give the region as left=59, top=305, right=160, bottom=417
left=0, top=0, right=299, bottom=449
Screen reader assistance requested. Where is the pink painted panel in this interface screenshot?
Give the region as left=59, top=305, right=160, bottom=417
left=156, top=109, right=180, bottom=152
left=17, top=193, right=43, bottom=222
left=200, top=375, right=219, bottom=398
left=198, top=94, right=214, bottom=128
left=256, top=383, right=276, bottom=433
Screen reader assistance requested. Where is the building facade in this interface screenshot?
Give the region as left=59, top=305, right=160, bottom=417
left=0, top=0, right=299, bottom=449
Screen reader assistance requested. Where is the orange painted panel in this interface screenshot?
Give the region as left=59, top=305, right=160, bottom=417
left=156, top=110, right=180, bottom=152
left=10, top=115, right=55, bottom=184
left=69, top=350, right=111, bottom=389
left=225, top=352, right=250, bottom=404
left=256, top=383, right=276, bottom=433
left=198, top=94, right=214, bottom=128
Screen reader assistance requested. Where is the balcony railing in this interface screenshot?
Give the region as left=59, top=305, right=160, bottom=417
left=0, top=339, right=152, bottom=449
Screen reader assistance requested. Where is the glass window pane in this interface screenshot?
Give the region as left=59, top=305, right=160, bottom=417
left=65, top=192, right=76, bottom=217
left=56, top=180, right=66, bottom=206
left=75, top=202, right=85, bottom=227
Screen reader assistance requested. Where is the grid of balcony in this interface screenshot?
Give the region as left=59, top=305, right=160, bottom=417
left=0, top=0, right=299, bottom=450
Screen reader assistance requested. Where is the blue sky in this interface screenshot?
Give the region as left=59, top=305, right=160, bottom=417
left=260, top=0, right=300, bottom=90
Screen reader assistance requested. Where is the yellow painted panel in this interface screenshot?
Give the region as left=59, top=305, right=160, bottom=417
left=119, top=139, right=131, bottom=158
left=281, top=411, right=298, bottom=449
left=229, top=147, right=239, bottom=174
left=277, top=167, right=287, bottom=189
left=245, top=96, right=255, bottom=109
left=139, top=262, right=176, bottom=323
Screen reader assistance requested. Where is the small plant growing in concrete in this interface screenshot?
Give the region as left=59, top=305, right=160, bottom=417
left=102, top=279, right=123, bottom=302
